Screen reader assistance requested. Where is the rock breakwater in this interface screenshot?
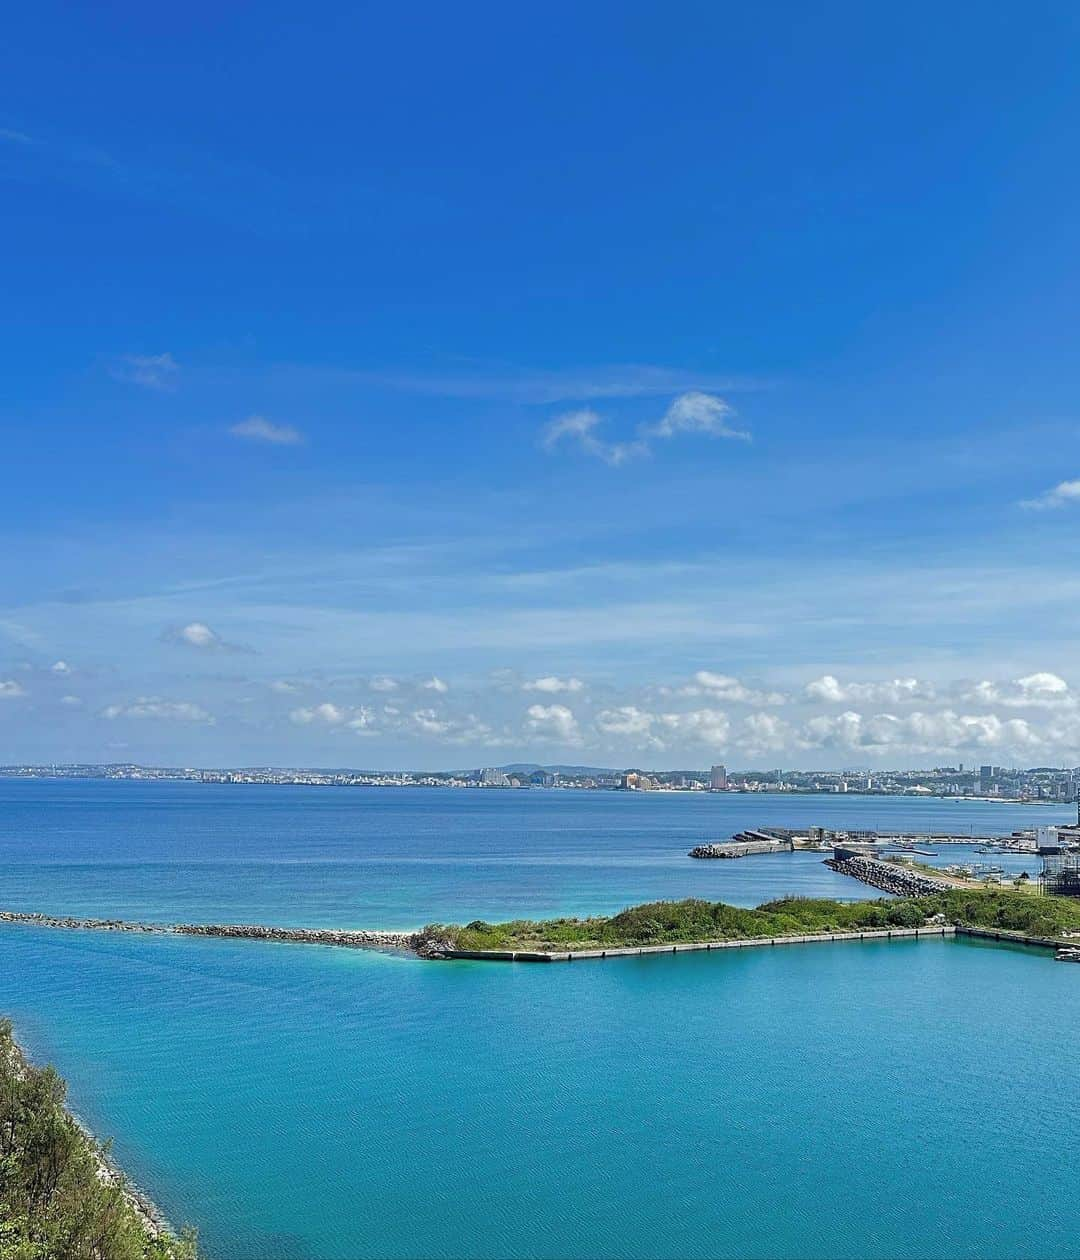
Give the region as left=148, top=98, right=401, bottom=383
left=174, top=923, right=417, bottom=949
left=0, top=909, right=417, bottom=951
left=824, top=855, right=953, bottom=896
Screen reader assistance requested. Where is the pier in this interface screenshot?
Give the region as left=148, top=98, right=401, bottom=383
left=687, top=824, right=1063, bottom=860
left=690, top=833, right=794, bottom=858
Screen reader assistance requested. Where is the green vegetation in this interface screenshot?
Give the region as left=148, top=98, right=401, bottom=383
left=0, top=1020, right=196, bottom=1260
left=925, top=888, right=1080, bottom=938
left=421, top=889, right=1080, bottom=954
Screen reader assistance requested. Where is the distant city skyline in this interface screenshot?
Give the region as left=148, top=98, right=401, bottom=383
left=4, top=759, right=1080, bottom=805
left=6, top=6, right=1080, bottom=767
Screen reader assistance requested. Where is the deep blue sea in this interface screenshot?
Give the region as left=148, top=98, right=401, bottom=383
left=0, top=780, right=1077, bottom=1259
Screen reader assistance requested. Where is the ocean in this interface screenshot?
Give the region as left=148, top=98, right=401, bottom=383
left=0, top=780, right=1076, bottom=1258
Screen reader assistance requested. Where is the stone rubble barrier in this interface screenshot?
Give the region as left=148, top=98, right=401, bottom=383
left=823, top=854, right=953, bottom=896
left=0, top=909, right=417, bottom=951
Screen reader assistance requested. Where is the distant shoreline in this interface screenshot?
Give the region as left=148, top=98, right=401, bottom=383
left=0, top=767, right=1071, bottom=805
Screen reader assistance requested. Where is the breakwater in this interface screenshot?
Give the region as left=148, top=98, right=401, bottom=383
left=435, top=925, right=957, bottom=962
left=690, top=836, right=793, bottom=858
left=0, top=909, right=416, bottom=951
left=823, top=854, right=954, bottom=895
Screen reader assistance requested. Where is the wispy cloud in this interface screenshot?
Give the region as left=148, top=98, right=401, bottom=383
left=0, top=680, right=26, bottom=699
left=0, top=128, right=33, bottom=146
left=324, top=361, right=758, bottom=405
left=541, top=409, right=648, bottom=466
left=1019, top=479, right=1080, bottom=510
left=542, top=392, right=749, bottom=465
left=110, top=352, right=179, bottom=391
left=230, top=415, right=304, bottom=445
left=102, top=698, right=214, bottom=723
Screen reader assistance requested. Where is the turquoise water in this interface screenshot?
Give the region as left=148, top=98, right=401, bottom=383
left=1, top=781, right=1078, bottom=1258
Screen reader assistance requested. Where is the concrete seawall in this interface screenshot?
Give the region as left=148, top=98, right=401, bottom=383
left=441, top=925, right=958, bottom=962
left=954, top=925, right=1061, bottom=951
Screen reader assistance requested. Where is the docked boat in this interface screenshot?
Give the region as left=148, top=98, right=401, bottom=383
left=1054, top=947, right=1080, bottom=963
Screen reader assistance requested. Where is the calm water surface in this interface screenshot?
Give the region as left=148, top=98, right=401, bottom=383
left=0, top=781, right=1076, bottom=1259
left=0, top=779, right=1065, bottom=926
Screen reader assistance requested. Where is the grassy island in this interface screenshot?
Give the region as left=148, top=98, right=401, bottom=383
left=0, top=1020, right=196, bottom=1260
left=418, top=889, right=1080, bottom=955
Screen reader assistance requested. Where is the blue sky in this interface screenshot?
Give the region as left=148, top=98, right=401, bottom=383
left=5, top=2, right=1080, bottom=768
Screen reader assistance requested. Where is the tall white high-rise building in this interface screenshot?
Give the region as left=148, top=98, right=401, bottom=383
left=710, top=764, right=728, bottom=791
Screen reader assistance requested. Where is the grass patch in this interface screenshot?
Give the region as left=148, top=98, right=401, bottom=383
left=418, top=890, right=1080, bottom=954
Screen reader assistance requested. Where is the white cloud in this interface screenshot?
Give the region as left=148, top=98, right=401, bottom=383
left=541, top=409, right=647, bottom=466
left=805, top=675, right=936, bottom=704
left=410, top=708, right=506, bottom=746
left=1019, top=479, right=1080, bottom=510
left=60, top=695, right=82, bottom=707
left=800, top=709, right=1041, bottom=755
left=370, top=676, right=399, bottom=692
left=102, top=698, right=213, bottom=723
left=523, top=676, right=584, bottom=694
left=230, top=415, right=304, bottom=445
left=270, top=680, right=299, bottom=693
left=290, top=702, right=347, bottom=725
left=51, top=660, right=71, bottom=674
left=657, top=707, right=731, bottom=748
left=347, top=707, right=378, bottom=735
left=0, top=680, right=26, bottom=699
left=646, top=392, right=750, bottom=441
left=176, top=622, right=219, bottom=649
left=683, top=671, right=785, bottom=706
left=110, top=353, right=179, bottom=390
left=164, top=622, right=250, bottom=654
left=525, top=703, right=582, bottom=744
left=542, top=392, right=748, bottom=466
left=966, top=672, right=1074, bottom=710
left=595, top=705, right=657, bottom=739
left=290, top=701, right=380, bottom=735
left=423, top=676, right=449, bottom=693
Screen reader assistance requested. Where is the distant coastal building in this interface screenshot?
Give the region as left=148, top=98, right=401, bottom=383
left=709, top=764, right=728, bottom=791
left=479, top=767, right=511, bottom=787
left=621, top=770, right=655, bottom=791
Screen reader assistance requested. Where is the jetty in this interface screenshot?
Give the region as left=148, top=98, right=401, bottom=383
left=690, top=831, right=794, bottom=858
left=823, top=851, right=955, bottom=896
left=0, top=909, right=416, bottom=951
left=686, top=823, right=1071, bottom=859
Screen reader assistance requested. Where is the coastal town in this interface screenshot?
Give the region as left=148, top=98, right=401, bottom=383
left=3, top=760, right=1080, bottom=801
